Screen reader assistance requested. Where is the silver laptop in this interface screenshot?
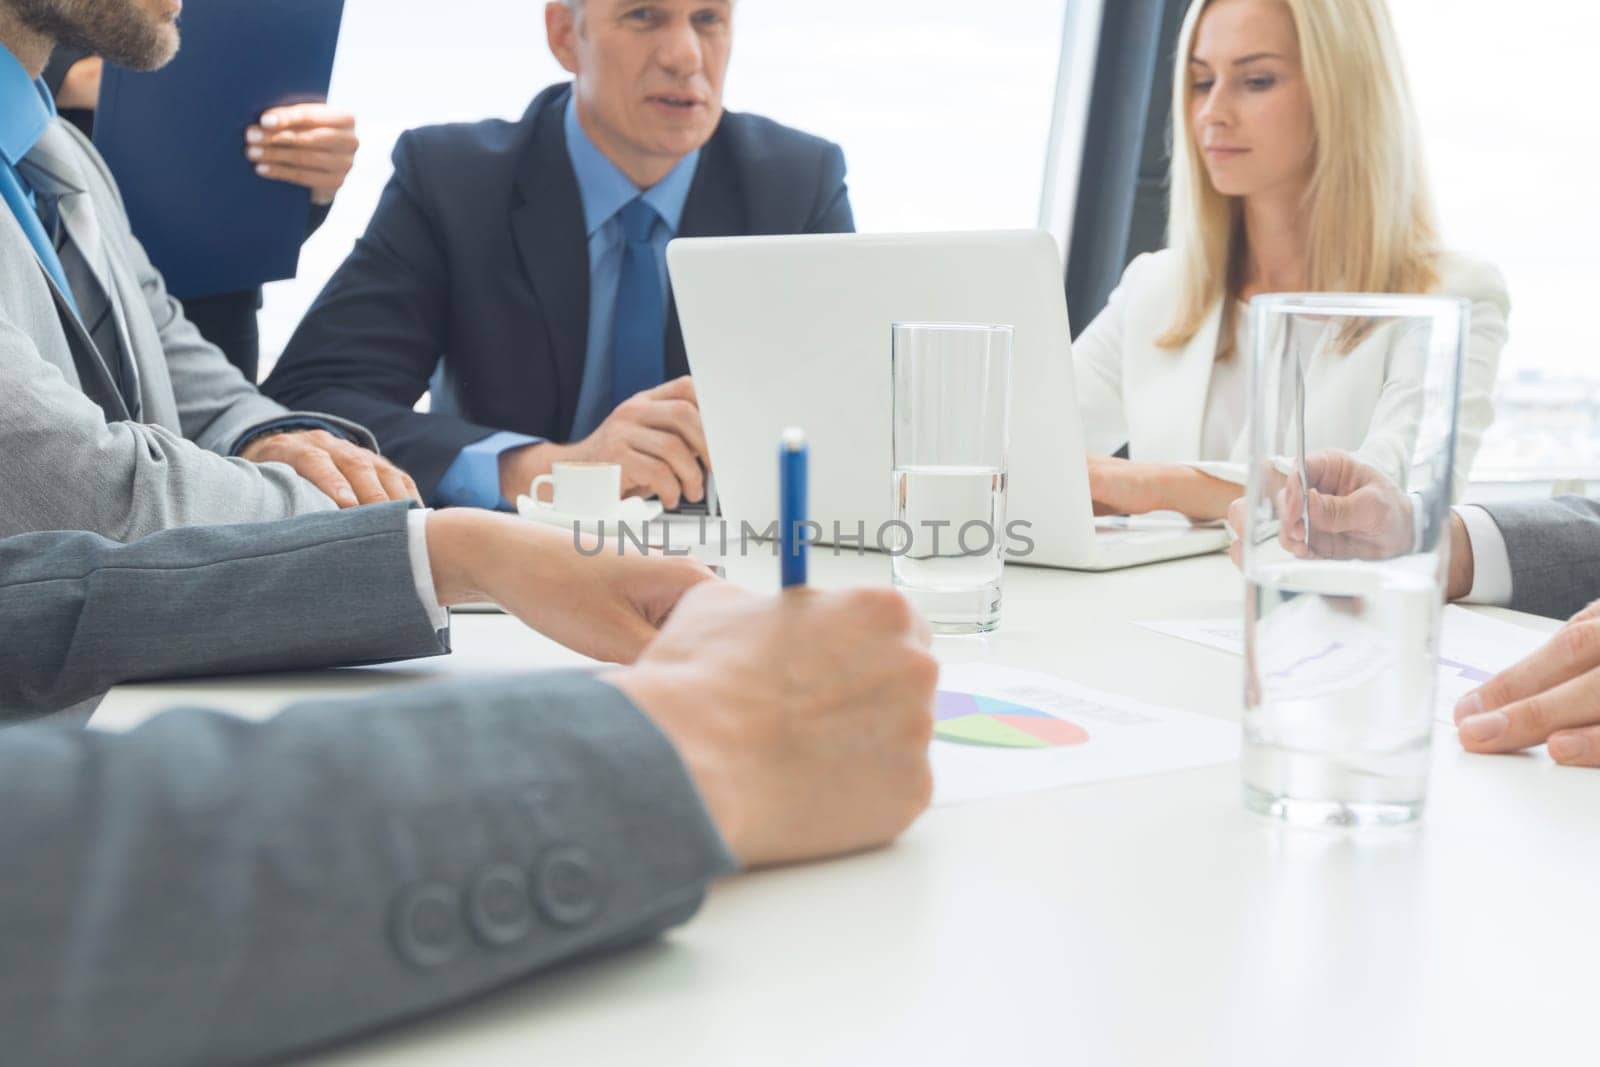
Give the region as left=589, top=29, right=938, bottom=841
left=666, top=230, right=1228, bottom=570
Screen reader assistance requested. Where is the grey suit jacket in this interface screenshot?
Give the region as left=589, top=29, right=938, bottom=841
left=0, top=503, right=736, bottom=1065
left=0, top=118, right=374, bottom=542
left=1480, top=496, right=1600, bottom=620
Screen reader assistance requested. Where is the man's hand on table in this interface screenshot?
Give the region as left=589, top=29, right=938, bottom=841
left=240, top=429, right=421, bottom=507
left=1224, top=450, right=1415, bottom=563
left=1224, top=450, right=1476, bottom=596
left=607, top=582, right=938, bottom=868
left=425, top=510, right=940, bottom=860
left=1455, top=598, right=1600, bottom=767
left=498, top=377, right=710, bottom=510
left=1275, top=451, right=1415, bottom=559
left=425, top=509, right=716, bottom=664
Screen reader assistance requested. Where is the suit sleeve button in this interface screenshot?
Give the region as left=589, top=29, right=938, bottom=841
left=390, top=882, right=465, bottom=970
left=467, top=864, right=534, bottom=947
left=533, top=845, right=605, bottom=928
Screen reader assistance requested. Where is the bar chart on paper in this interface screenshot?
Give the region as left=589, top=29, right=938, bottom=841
left=935, top=691, right=1090, bottom=749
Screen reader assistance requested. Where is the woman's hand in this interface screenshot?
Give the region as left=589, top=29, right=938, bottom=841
left=1087, top=456, right=1240, bottom=520
left=1087, top=455, right=1160, bottom=516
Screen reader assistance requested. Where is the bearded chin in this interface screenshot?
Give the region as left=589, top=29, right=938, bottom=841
left=16, top=1, right=181, bottom=72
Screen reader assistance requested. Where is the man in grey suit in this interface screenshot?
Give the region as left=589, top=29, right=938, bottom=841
left=0, top=504, right=938, bottom=1066
left=0, top=0, right=418, bottom=541
left=1233, top=450, right=1600, bottom=770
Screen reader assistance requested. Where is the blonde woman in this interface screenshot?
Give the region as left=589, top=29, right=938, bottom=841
left=1077, top=0, right=1508, bottom=519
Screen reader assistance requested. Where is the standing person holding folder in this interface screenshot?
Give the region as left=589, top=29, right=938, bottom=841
left=41, top=45, right=361, bottom=382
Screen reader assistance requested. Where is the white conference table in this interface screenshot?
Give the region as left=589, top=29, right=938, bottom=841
left=96, top=547, right=1600, bottom=1067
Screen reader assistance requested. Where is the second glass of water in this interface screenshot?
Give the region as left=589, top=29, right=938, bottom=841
left=890, top=322, right=1014, bottom=634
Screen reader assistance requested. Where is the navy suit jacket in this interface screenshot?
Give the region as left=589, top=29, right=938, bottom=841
left=264, top=83, right=855, bottom=498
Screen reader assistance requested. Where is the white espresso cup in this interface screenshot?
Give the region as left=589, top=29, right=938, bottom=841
left=530, top=462, right=623, bottom=519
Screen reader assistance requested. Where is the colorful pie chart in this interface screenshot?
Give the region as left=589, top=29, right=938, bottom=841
left=934, top=691, right=1090, bottom=749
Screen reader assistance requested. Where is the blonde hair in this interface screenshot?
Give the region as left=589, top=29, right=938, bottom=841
left=1159, top=0, right=1441, bottom=355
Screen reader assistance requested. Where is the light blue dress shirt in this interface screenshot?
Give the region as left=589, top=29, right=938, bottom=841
left=0, top=48, right=52, bottom=202
left=433, top=95, right=702, bottom=510
left=0, top=47, right=80, bottom=315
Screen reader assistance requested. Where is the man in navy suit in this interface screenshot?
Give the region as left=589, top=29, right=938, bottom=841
left=265, top=0, right=854, bottom=510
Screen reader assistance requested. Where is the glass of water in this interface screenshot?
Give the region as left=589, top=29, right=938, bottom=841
left=890, top=322, right=1014, bottom=634
left=1239, top=294, right=1470, bottom=826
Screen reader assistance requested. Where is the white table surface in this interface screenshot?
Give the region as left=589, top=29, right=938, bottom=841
left=95, top=550, right=1599, bottom=1067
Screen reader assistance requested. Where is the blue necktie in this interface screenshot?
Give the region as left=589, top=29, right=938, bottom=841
left=611, top=198, right=666, bottom=409
left=0, top=162, right=80, bottom=318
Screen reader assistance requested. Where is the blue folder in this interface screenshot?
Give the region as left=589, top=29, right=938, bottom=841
left=94, top=0, right=346, bottom=300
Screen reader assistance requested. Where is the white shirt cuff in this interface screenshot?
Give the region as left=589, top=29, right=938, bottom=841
left=406, top=509, right=450, bottom=631
left=1455, top=504, right=1513, bottom=606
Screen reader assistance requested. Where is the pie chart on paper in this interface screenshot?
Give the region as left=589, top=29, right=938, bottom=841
left=934, top=691, right=1090, bottom=749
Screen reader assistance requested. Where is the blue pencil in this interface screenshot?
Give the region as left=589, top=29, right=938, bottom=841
left=780, top=428, right=809, bottom=588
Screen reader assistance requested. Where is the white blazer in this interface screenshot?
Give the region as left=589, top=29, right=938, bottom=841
left=1072, top=249, right=1510, bottom=501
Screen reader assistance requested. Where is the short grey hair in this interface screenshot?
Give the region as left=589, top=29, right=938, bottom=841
left=562, top=0, right=738, bottom=12
left=561, top=0, right=736, bottom=29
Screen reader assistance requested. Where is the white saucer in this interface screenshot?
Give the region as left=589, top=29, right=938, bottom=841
left=515, top=495, right=664, bottom=533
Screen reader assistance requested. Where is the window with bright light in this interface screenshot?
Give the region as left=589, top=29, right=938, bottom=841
left=258, top=0, right=1069, bottom=371
left=1391, top=1, right=1600, bottom=480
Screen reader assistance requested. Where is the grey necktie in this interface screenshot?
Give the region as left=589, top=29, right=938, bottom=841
left=19, top=122, right=142, bottom=418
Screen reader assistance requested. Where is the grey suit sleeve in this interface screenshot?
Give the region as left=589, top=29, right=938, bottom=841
left=0, top=672, right=738, bottom=1067
left=62, top=122, right=379, bottom=456
left=0, top=502, right=447, bottom=720
left=0, top=309, right=351, bottom=541
left=1479, top=496, right=1600, bottom=619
